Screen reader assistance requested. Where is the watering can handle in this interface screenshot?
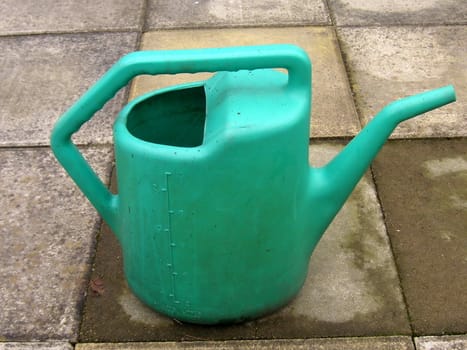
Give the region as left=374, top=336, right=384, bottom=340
left=50, top=44, right=311, bottom=230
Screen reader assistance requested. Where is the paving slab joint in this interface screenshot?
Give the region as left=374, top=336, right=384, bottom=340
left=369, top=164, right=416, bottom=335
left=323, top=0, right=337, bottom=26
left=330, top=27, right=363, bottom=129
left=73, top=336, right=417, bottom=349
left=140, top=0, right=151, bottom=36
left=0, top=29, right=143, bottom=39
left=334, top=23, right=467, bottom=29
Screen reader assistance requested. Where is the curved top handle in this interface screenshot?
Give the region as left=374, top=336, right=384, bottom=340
left=58, top=44, right=311, bottom=140
left=50, top=44, right=311, bottom=234
left=123, top=43, right=311, bottom=82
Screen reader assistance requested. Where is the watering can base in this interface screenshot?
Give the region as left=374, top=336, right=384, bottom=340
left=126, top=273, right=307, bottom=325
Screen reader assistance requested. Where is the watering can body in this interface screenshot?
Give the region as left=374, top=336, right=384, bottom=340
left=114, top=69, right=311, bottom=323
left=51, top=45, right=456, bottom=324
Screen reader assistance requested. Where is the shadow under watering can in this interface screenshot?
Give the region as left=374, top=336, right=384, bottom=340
left=51, top=45, right=456, bottom=324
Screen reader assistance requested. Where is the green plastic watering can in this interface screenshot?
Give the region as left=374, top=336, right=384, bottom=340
left=51, top=44, right=456, bottom=324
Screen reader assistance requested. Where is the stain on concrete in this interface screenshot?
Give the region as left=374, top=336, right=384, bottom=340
left=423, top=157, right=467, bottom=178
left=118, top=285, right=173, bottom=327
left=424, top=157, right=467, bottom=210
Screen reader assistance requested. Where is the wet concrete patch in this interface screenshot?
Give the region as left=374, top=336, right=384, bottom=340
left=79, top=142, right=409, bottom=341
left=372, top=139, right=467, bottom=335
left=0, top=32, right=138, bottom=146
left=328, top=0, right=467, bottom=26
left=146, top=0, right=330, bottom=29
left=337, top=26, right=466, bottom=138
left=255, top=143, right=410, bottom=338
left=0, top=147, right=113, bottom=341
left=132, top=27, right=359, bottom=138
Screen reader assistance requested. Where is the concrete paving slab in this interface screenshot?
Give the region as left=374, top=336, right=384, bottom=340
left=146, top=0, right=330, bottom=29
left=0, top=0, right=144, bottom=35
left=130, top=28, right=359, bottom=138
left=415, top=335, right=467, bottom=350
left=79, top=142, right=409, bottom=342
left=328, top=0, right=467, bottom=26
left=372, top=139, right=467, bottom=335
left=0, top=342, right=72, bottom=350
left=0, top=32, right=138, bottom=147
left=76, top=336, right=415, bottom=349
left=337, top=26, right=467, bottom=138
left=0, top=147, right=113, bottom=341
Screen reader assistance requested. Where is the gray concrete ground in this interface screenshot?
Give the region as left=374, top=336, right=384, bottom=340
left=0, top=0, right=466, bottom=349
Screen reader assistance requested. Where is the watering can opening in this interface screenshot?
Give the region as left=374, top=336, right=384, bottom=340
left=126, top=84, right=207, bottom=147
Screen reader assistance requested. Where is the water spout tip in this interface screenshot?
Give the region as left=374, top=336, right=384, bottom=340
left=438, top=84, right=456, bottom=103
left=386, top=84, right=457, bottom=124
left=423, top=84, right=457, bottom=113
left=447, top=84, right=456, bottom=101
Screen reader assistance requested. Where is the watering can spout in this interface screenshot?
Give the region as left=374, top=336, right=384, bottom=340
left=307, top=85, right=456, bottom=240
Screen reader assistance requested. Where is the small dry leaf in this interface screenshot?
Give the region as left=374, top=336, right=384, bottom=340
left=89, top=277, right=105, bottom=296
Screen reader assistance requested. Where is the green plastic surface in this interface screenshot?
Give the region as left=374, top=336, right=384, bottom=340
left=50, top=44, right=456, bottom=324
